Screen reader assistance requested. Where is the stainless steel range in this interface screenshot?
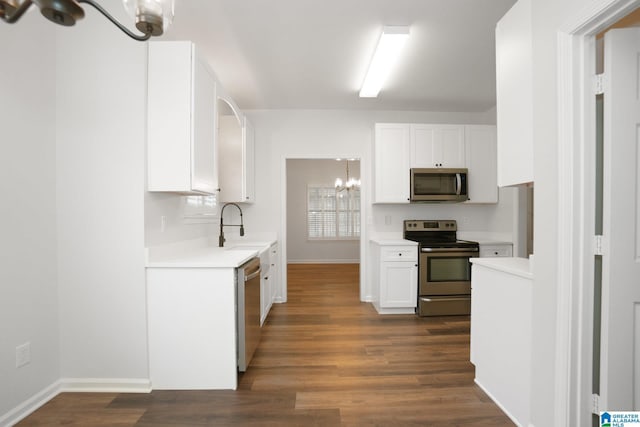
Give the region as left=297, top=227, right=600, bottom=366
left=403, top=220, right=479, bottom=316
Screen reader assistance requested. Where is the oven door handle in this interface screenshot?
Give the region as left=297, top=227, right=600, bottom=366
left=421, top=247, right=479, bottom=253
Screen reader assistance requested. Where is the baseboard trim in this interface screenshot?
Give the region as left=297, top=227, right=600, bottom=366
left=0, top=378, right=151, bottom=427
left=474, top=378, right=525, bottom=427
left=59, top=377, right=152, bottom=393
left=0, top=380, right=61, bottom=427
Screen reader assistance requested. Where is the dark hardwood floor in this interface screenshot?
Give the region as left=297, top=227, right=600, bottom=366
left=18, top=264, right=514, bottom=426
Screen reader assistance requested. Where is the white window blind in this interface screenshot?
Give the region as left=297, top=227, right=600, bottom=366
left=307, top=185, right=360, bottom=240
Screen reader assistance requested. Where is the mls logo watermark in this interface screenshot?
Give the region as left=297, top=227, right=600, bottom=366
left=601, top=412, right=640, bottom=427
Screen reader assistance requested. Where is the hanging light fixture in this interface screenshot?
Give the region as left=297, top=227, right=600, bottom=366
left=0, top=0, right=174, bottom=41
left=335, top=159, right=361, bottom=193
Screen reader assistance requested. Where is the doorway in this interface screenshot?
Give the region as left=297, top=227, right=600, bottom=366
left=285, top=159, right=361, bottom=264
left=282, top=158, right=364, bottom=302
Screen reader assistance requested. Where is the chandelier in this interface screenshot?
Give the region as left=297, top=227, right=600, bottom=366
left=0, top=0, right=174, bottom=41
left=335, top=159, right=360, bottom=193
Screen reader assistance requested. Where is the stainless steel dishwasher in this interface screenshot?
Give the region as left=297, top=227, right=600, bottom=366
left=237, top=257, right=261, bottom=372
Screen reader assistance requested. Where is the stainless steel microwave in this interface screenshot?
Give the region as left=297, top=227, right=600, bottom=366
left=410, top=168, right=469, bottom=202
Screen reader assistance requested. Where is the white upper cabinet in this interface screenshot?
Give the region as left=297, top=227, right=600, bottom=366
left=217, top=95, right=256, bottom=204
left=147, top=41, right=218, bottom=195
left=465, top=125, right=498, bottom=204
left=374, top=123, right=411, bottom=203
left=411, top=124, right=466, bottom=168
left=496, top=0, right=534, bottom=186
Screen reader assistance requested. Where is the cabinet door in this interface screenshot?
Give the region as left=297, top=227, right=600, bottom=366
left=147, top=41, right=218, bottom=195
left=496, top=0, right=533, bottom=186
left=191, top=56, right=218, bottom=194
left=380, top=262, right=417, bottom=308
left=411, top=125, right=437, bottom=167
left=411, top=124, right=465, bottom=168
left=269, top=244, right=278, bottom=303
left=147, top=42, right=192, bottom=192
left=465, top=125, right=498, bottom=204
left=439, top=125, right=466, bottom=168
left=243, top=117, right=256, bottom=203
left=260, top=272, right=270, bottom=326
left=374, top=123, right=410, bottom=203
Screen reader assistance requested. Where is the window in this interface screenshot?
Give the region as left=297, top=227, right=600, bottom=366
left=307, top=185, right=360, bottom=239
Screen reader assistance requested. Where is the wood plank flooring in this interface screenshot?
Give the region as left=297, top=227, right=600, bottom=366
left=17, top=264, right=514, bottom=426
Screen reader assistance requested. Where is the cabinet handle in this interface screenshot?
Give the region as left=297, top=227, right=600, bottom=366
left=415, top=264, right=418, bottom=267
left=398, top=253, right=402, bottom=256
left=494, top=251, right=499, bottom=255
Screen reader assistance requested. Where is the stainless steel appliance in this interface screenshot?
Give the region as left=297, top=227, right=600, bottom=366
left=237, top=257, right=261, bottom=372
left=410, top=168, right=469, bottom=203
left=403, top=220, right=478, bottom=316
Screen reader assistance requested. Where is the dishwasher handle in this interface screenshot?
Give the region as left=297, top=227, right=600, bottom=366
left=243, top=258, right=261, bottom=282
left=245, top=267, right=261, bottom=282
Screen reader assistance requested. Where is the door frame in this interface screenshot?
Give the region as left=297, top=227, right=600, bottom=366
left=279, top=156, right=367, bottom=304
left=556, top=0, right=640, bottom=424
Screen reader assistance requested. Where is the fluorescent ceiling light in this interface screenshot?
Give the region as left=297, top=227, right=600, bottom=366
left=359, top=26, right=410, bottom=98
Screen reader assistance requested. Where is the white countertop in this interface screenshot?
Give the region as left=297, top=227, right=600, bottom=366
left=369, top=238, right=418, bottom=246
left=457, top=232, right=512, bottom=245
left=146, top=239, right=275, bottom=268
left=471, top=257, right=533, bottom=279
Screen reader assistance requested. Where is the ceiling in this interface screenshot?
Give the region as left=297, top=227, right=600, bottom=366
left=162, top=0, right=516, bottom=112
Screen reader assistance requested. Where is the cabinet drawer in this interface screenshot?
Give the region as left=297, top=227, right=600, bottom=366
left=479, top=244, right=513, bottom=257
left=381, top=247, right=417, bottom=261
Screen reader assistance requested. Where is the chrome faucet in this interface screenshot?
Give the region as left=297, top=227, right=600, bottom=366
left=218, top=202, right=245, bottom=247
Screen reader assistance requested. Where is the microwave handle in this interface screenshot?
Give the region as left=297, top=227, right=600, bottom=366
left=455, top=173, right=462, bottom=195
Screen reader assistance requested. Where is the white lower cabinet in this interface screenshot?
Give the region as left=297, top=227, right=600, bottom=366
left=146, top=267, right=238, bottom=390
left=371, top=241, right=418, bottom=314
left=479, top=243, right=513, bottom=258
left=260, top=242, right=279, bottom=326
left=269, top=243, right=279, bottom=304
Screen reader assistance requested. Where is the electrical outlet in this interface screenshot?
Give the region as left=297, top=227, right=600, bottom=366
left=160, top=215, right=167, bottom=232
left=16, top=342, right=30, bottom=368
left=384, top=215, right=392, bottom=226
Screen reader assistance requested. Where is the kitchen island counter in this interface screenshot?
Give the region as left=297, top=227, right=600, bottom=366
left=469, top=257, right=532, bottom=426
left=470, top=256, right=532, bottom=279
left=144, top=238, right=275, bottom=391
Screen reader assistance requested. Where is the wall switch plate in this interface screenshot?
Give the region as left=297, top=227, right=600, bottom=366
left=16, top=342, right=30, bottom=368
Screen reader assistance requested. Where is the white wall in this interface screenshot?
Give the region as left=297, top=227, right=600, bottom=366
left=243, top=109, right=510, bottom=301
left=55, top=4, right=149, bottom=382
left=0, top=13, right=59, bottom=420
left=286, top=159, right=360, bottom=263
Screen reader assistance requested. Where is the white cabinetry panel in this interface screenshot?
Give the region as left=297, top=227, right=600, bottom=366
left=147, top=41, right=218, bottom=195
left=147, top=267, right=237, bottom=390
left=411, top=124, right=465, bottom=168
left=496, top=0, right=534, bottom=186
left=374, top=123, right=411, bottom=203
left=465, top=125, right=498, bottom=204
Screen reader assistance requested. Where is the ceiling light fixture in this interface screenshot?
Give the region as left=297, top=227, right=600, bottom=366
left=0, top=0, right=174, bottom=41
left=359, top=25, right=410, bottom=98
